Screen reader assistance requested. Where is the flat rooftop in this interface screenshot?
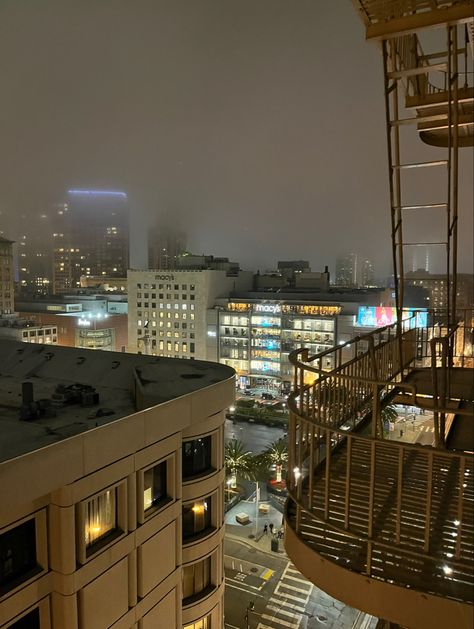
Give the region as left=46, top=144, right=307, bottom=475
left=0, top=340, right=234, bottom=464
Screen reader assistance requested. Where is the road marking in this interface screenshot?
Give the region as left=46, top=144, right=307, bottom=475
left=261, top=613, right=300, bottom=628
left=276, top=582, right=310, bottom=595
left=269, top=597, right=306, bottom=613
left=225, top=581, right=265, bottom=597
left=283, top=574, right=312, bottom=586
left=267, top=604, right=303, bottom=620
left=272, top=590, right=307, bottom=604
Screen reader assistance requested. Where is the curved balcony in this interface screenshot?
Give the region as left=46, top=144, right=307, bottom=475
left=284, top=311, right=474, bottom=629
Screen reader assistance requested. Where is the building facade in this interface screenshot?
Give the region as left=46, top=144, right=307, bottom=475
left=216, top=299, right=341, bottom=395
left=15, top=295, right=128, bottom=352
left=335, top=253, right=358, bottom=287
left=127, top=268, right=253, bottom=360
left=406, top=270, right=474, bottom=310
left=0, top=236, right=14, bottom=315
left=148, top=224, right=187, bottom=271
left=53, top=190, right=129, bottom=294
left=0, top=341, right=234, bottom=629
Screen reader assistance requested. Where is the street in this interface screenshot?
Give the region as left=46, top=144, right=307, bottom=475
left=224, top=537, right=375, bottom=629
left=225, top=418, right=287, bottom=454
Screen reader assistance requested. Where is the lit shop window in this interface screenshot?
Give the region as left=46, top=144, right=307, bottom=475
left=143, top=461, right=168, bottom=513
left=84, top=489, right=118, bottom=553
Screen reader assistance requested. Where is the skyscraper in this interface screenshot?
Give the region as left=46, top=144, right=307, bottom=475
left=148, top=222, right=186, bottom=270
left=360, top=257, right=375, bottom=287
left=53, top=190, right=129, bottom=294
left=335, top=253, right=358, bottom=286
left=0, top=235, right=14, bottom=314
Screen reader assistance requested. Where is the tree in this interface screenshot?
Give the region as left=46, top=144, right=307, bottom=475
left=224, top=439, right=252, bottom=489
left=261, top=439, right=289, bottom=482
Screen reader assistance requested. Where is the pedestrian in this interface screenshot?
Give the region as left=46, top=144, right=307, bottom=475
left=277, top=529, right=283, bottom=540
left=263, top=523, right=268, bottom=535
left=269, top=522, right=274, bottom=536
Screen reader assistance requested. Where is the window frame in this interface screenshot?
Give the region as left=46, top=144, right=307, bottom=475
left=76, top=482, right=127, bottom=564
left=182, top=552, right=215, bottom=605
left=182, top=493, right=216, bottom=543
left=138, top=455, right=175, bottom=523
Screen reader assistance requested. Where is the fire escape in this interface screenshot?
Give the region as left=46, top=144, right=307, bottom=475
left=285, top=3, right=473, bottom=628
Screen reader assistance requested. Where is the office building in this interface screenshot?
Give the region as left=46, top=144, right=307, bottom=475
left=0, top=340, right=233, bottom=629
left=335, top=253, right=358, bottom=287
left=360, top=257, right=375, bottom=287
left=53, top=190, right=129, bottom=294
left=148, top=223, right=187, bottom=270
left=0, top=317, right=58, bottom=345
left=406, top=270, right=473, bottom=310
left=0, top=235, right=14, bottom=315
left=127, top=261, right=253, bottom=360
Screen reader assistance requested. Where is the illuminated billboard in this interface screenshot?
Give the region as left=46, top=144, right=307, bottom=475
left=356, top=307, right=427, bottom=328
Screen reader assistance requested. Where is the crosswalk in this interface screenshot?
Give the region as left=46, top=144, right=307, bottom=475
left=257, top=562, right=313, bottom=629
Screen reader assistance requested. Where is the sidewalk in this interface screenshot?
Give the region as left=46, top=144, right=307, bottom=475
left=225, top=498, right=287, bottom=555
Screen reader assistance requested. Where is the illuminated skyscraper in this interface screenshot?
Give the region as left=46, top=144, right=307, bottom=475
left=53, top=190, right=129, bottom=293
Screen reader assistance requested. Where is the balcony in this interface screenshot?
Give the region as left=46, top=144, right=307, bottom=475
left=285, top=310, right=473, bottom=629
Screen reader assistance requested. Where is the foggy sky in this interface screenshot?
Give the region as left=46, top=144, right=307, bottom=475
left=0, top=1, right=472, bottom=278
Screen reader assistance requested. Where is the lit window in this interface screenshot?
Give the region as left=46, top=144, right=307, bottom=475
left=143, top=461, right=168, bottom=514
left=84, top=489, right=119, bottom=555
left=183, top=616, right=211, bottom=629
left=182, top=497, right=212, bottom=540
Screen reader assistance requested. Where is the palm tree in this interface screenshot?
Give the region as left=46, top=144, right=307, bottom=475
left=224, top=439, right=252, bottom=488
left=262, top=439, right=288, bottom=482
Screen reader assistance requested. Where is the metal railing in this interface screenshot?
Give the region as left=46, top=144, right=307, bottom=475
left=286, top=309, right=474, bottom=601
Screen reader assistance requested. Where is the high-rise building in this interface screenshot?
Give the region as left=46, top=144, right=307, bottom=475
left=0, top=235, right=14, bottom=315
left=15, top=211, right=54, bottom=296
left=406, top=270, right=474, bottom=310
left=53, top=190, right=129, bottom=294
left=148, top=223, right=186, bottom=270
left=335, top=253, right=358, bottom=286
left=0, top=340, right=233, bottom=629
left=360, top=257, right=375, bottom=287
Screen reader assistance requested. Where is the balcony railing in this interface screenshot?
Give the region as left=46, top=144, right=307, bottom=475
left=285, top=310, right=474, bottom=619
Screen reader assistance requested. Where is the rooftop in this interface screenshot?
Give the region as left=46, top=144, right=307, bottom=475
left=0, top=340, right=234, bottom=465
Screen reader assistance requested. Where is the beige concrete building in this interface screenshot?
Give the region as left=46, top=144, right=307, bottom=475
left=127, top=268, right=252, bottom=361
left=0, top=340, right=234, bottom=629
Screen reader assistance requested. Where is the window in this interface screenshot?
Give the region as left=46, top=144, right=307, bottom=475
left=182, top=436, right=212, bottom=478
left=183, top=615, right=211, bottom=629
left=0, top=519, right=39, bottom=594
left=143, top=461, right=168, bottom=513
left=8, top=608, right=40, bottom=628
left=182, top=556, right=212, bottom=602
left=84, top=489, right=118, bottom=554
left=182, top=497, right=212, bottom=540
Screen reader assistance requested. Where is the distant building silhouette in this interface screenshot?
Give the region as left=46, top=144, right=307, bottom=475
left=53, top=190, right=129, bottom=294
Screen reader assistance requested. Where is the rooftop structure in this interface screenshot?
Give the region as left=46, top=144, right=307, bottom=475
left=0, top=340, right=233, bottom=628
left=284, top=5, right=474, bottom=629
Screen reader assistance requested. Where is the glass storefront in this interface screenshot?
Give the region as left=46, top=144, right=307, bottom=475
left=218, top=301, right=338, bottom=393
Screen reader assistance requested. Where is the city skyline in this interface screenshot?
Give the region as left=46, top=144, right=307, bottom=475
left=0, top=1, right=472, bottom=277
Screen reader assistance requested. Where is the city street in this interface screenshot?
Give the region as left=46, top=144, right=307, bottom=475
left=225, top=418, right=287, bottom=454
left=224, top=537, right=375, bottom=629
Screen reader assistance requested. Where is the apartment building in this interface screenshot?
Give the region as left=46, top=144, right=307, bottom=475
left=0, top=340, right=234, bottom=629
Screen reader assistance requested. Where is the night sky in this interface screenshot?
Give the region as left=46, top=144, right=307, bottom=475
left=0, top=1, right=472, bottom=278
